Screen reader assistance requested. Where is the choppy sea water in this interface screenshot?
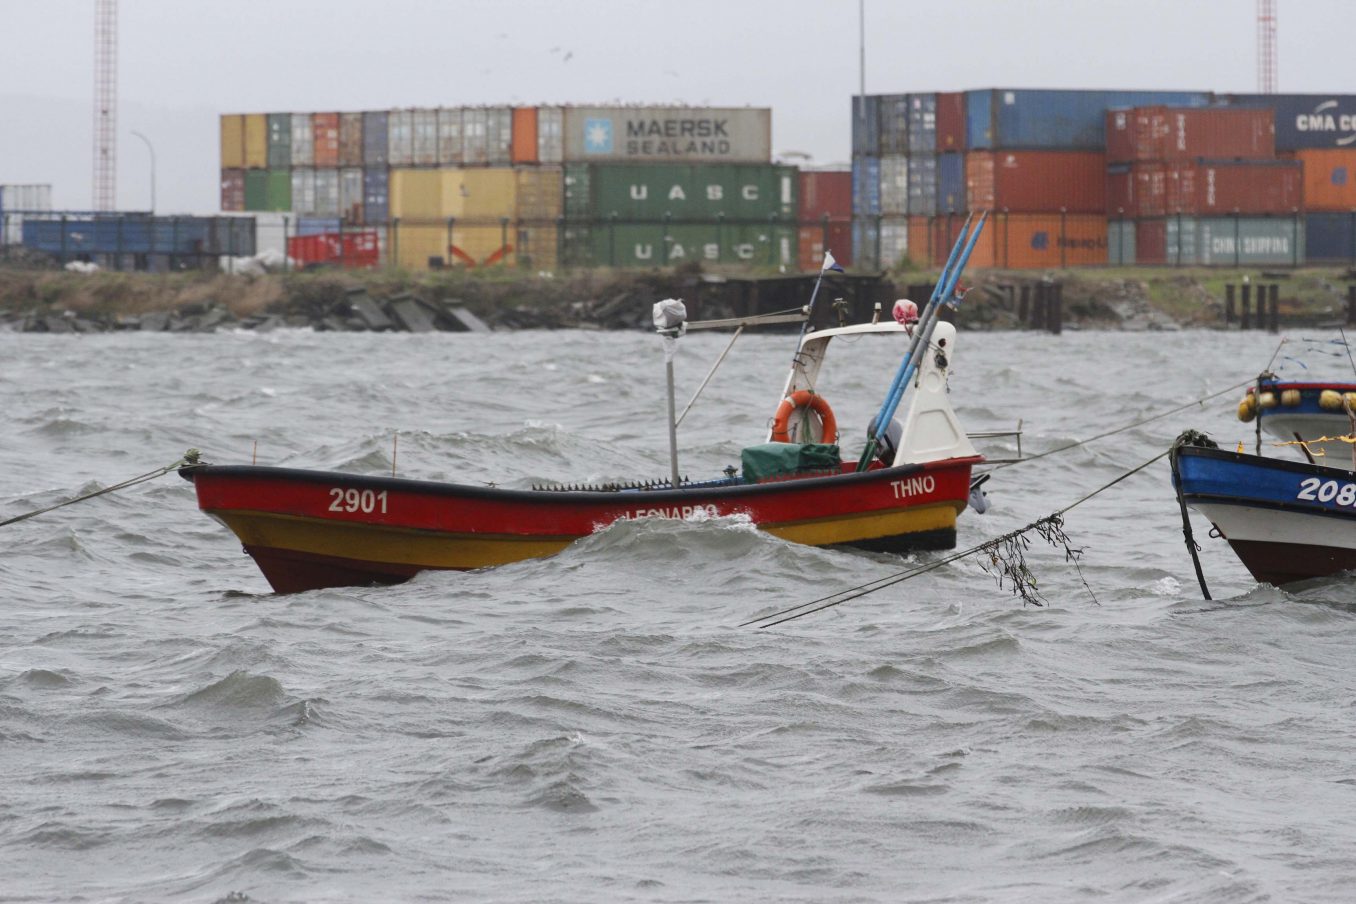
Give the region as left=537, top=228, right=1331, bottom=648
left=2, top=325, right=1354, bottom=903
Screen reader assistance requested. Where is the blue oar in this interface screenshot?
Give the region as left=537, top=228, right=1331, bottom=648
left=857, top=212, right=987, bottom=471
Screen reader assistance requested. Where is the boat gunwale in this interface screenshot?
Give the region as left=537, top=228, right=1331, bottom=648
left=1174, top=443, right=1355, bottom=480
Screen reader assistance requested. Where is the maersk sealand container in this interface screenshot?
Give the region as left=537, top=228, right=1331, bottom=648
left=966, top=89, right=1210, bottom=149
left=1216, top=94, right=1356, bottom=150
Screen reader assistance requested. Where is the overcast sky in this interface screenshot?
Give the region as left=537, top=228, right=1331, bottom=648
left=2, top=0, right=1353, bottom=213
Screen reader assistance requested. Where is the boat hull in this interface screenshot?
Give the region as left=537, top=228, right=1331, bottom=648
left=1174, top=444, right=1356, bottom=585
left=187, top=458, right=980, bottom=593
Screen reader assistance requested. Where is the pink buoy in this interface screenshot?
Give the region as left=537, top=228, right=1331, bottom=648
left=892, top=298, right=919, bottom=325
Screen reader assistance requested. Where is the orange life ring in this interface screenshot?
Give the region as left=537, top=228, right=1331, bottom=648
left=771, top=390, right=838, bottom=444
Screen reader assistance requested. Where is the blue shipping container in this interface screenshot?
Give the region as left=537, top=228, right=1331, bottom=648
left=20, top=216, right=250, bottom=256
left=967, top=89, right=1211, bottom=149
left=1217, top=94, right=1356, bottom=150
left=852, top=156, right=881, bottom=216
left=907, top=93, right=937, bottom=154
left=363, top=167, right=389, bottom=224
left=938, top=152, right=965, bottom=214
left=851, top=96, right=881, bottom=156
left=363, top=111, right=389, bottom=165
left=1305, top=212, right=1356, bottom=263
left=878, top=95, right=909, bottom=154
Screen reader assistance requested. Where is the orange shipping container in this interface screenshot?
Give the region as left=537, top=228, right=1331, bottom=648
left=797, top=221, right=851, bottom=271
left=512, top=107, right=539, bottom=164
left=922, top=213, right=1107, bottom=269
left=1297, top=149, right=1356, bottom=211
left=966, top=151, right=1107, bottom=213
left=313, top=113, right=340, bottom=167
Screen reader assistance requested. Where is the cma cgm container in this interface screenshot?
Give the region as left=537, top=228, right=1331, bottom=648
left=1305, top=212, right=1356, bottom=263
left=563, top=107, right=771, bottom=164
left=1110, top=159, right=1302, bottom=217
left=562, top=222, right=794, bottom=268
left=965, top=150, right=1107, bottom=213
left=563, top=164, right=796, bottom=222
left=1105, top=106, right=1275, bottom=163
left=1135, top=216, right=1303, bottom=266
left=966, top=89, right=1210, bottom=150
left=362, top=111, right=389, bottom=166
left=1296, top=149, right=1356, bottom=210
left=267, top=114, right=291, bottom=168
left=1216, top=94, right=1356, bottom=150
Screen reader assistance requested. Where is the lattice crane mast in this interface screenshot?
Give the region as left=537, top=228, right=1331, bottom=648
left=93, top=0, right=118, bottom=210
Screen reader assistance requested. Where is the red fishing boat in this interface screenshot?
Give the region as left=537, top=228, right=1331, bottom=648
left=184, top=216, right=991, bottom=593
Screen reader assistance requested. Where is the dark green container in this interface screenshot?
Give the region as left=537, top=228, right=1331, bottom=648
left=267, top=114, right=292, bottom=169
left=244, top=170, right=269, bottom=211
left=265, top=169, right=292, bottom=211
left=564, top=163, right=797, bottom=222
left=563, top=221, right=796, bottom=268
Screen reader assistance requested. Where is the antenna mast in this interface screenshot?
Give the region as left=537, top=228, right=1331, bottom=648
left=1257, top=0, right=1277, bottom=94
left=93, top=0, right=118, bottom=210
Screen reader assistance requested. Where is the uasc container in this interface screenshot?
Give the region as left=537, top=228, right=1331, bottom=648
left=563, top=163, right=796, bottom=222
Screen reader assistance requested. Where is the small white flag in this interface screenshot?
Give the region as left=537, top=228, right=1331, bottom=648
left=822, top=251, right=844, bottom=272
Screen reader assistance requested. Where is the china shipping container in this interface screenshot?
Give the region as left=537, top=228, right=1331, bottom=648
left=798, top=171, right=852, bottom=222
left=1216, top=94, right=1356, bottom=150
left=878, top=95, right=909, bottom=154
left=412, top=109, right=438, bottom=166
left=851, top=96, right=880, bottom=157
left=936, top=92, right=965, bottom=151
left=1296, top=149, right=1356, bottom=210
left=907, top=154, right=938, bottom=214
left=290, top=113, right=314, bottom=167
left=966, top=89, right=1210, bottom=150
left=965, top=151, right=1107, bottom=213
left=1134, top=216, right=1304, bottom=266
left=852, top=156, right=880, bottom=217
left=363, top=167, right=389, bottom=224
left=938, top=152, right=965, bottom=213
left=908, top=93, right=937, bottom=153
left=362, top=111, right=389, bottom=165
left=485, top=107, right=512, bottom=165
left=1105, top=106, right=1274, bottom=163
left=879, top=155, right=908, bottom=215
left=563, top=107, right=772, bottom=164
left=312, top=113, right=340, bottom=168
left=1305, top=212, right=1356, bottom=263
left=339, top=112, right=364, bottom=167
left=879, top=217, right=909, bottom=268
left=1107, top=219, right=1136, bottom=264
left=922, top=212, right=1108, bottom=268
left=267, top=113, right=291, bottom=168
left=388, top=110, right=414, bottom=167
left=462, top=108, right=488, bottom=164
left=797, top=222, right=852, bottom=271
left=562, top=164, right=796, bottom=222
left=538, top=106, right=564, bottom=164
left=561, top=222, right=794, bottom=269
left=437, top=108, right=463, bottom=166
left=340, top=168, right=364, bottom=223
left=221, top=115, right=245, bottom=169
left=291, top=169, right=316, bottom=216
left=243, top=114, right=267, bottom=168
left=221, top=169, right=245, bottom=211
left=512, top=107, right=539, bottom=164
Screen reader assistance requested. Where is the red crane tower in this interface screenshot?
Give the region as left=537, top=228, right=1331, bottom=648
left=1257, top=0, right=1277, bottom=94
left=93, top=0, right=118, bottom=210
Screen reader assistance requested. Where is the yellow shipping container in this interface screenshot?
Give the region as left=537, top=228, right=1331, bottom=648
left=243, top=114, right=268, bottom=169
left=448, top=168, right=518, bottom=219
left=390, top=224, right=451, bottom=270
left=390, top=169, right=451, bottom=221
left=388, top=221, right=557, bottom=270
left=516, top=167, right=563, bottom=221
left=220, top=115, right=244, bottom=169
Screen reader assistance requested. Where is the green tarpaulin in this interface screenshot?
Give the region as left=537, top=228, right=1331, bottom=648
left=741, top=443, right=842, bottom=484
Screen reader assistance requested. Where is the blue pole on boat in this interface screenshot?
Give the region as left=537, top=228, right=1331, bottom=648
left=856, top=212, right=986, bottom=471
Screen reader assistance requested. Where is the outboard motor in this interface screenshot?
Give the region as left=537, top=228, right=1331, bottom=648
left=867, top=415, right=905, bottom=465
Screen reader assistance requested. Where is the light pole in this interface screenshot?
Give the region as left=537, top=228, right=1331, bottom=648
left=131, top=130, right=156, bottom=213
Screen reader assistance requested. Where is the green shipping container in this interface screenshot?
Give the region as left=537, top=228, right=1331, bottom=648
left=564, top=163, right=797, bottom=222
left=265, top=169, right=292, bottom=212
left=1166, top=217, right=1304, bottom=267
left=244, top=170, right=269, bottom=211
left=267, top=114, right=292, bottom=169
left=562, top=222, right=796, bottom=268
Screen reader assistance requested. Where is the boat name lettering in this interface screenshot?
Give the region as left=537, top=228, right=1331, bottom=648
left=891, top=475, right=936, bottom=498
left=621, top=504, right=719, bottom=520
left=328, top=487, right=389, bottom=514
left=1296, top=477, right=1356, bottom=507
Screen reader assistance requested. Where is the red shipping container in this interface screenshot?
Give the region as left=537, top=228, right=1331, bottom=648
left=1166, top=159, right=1302, bottom=214
left=1135, top=220, right=1168, bottom=264
left=1107, top=162, right=1168, bottom=217
left=798, top=170, right=852, bottom=222
left=511, top=108, right=538, bottom=164
left=797, top=221, right=852, bottom=270
left=313, top=113, right=340, bottom=168
left=287, top=230, right=381, bottom=269
left=1106, top=106, right=1275, bottom=163
left=220, top=169, right=244, bottom=211
left=966, top=151, right=1106, bottom=213
left=936, top=92, right=965, bottom=151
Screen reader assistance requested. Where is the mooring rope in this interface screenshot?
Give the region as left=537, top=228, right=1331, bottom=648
left=742, top=449, right=1171, bottom=629
left=0, top=449, right=200, bottom=529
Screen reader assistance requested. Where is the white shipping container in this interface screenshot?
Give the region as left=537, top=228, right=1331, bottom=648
left=538, top=106, right=564, bottom=164
left=486, top=106, right=512, bottom=165
left=291, top=168, right=317, bottom=216
left=880, top=155, right=909, bottom=215
left=462, top=108, right=488, bottom=164
left=437, top=108, right=464, bottom=165
left=0, top=183, right=53, bottom=212
left=314, top=169, right=340, bottom=218
left=290, top=113, right=314, bottom=166
left=880, top=217, right=909, bottom=267
left=413, top=109, right=438, bottom=166
left=388, top=110, right=415, bottom=167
